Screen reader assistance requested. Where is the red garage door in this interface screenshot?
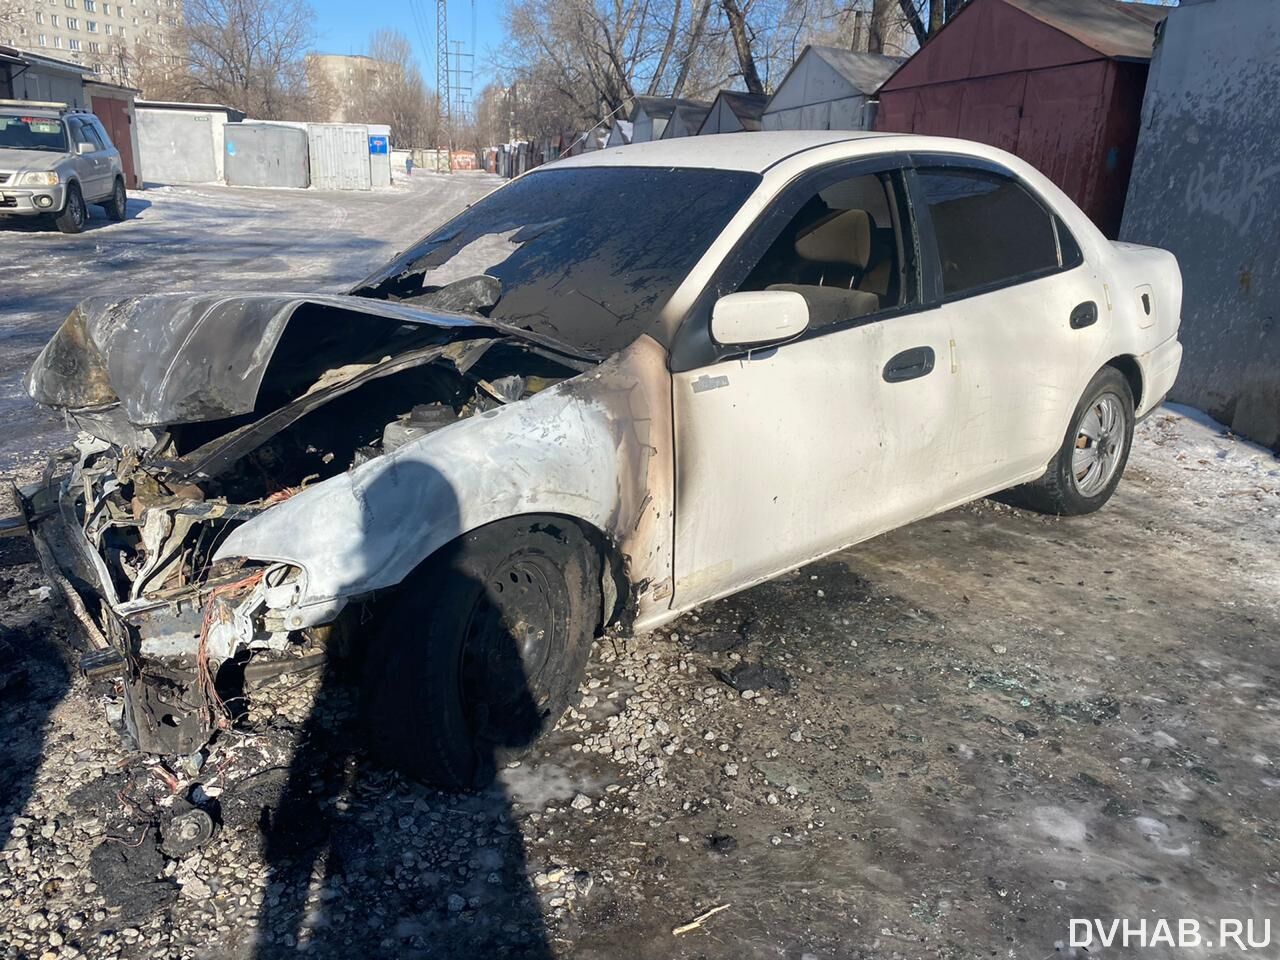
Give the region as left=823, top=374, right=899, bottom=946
left=91, top=96, right=139, bottom=189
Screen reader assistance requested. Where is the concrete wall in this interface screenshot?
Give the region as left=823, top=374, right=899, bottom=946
left=224, top=123, right=309, bottom=188
left=136, top=108, right=229, bottom=184
left=1121, top=0, right=1280, bottom=449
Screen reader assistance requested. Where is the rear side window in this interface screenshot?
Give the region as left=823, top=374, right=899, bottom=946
left=917, top=168, right=1062, bottom=299
left=68, top=117, right=100, bottom=148
left=90, top=118, right=114, bottom=147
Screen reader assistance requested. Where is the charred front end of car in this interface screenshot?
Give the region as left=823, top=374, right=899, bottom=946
left=20, top=290, right=592, bottom=756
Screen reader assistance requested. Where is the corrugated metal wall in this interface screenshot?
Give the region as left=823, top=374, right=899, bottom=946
left=307, top=124, right=371, bottom=191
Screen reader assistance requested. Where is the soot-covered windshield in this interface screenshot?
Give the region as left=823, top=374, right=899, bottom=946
left=353, top=166, right=761, bottom=357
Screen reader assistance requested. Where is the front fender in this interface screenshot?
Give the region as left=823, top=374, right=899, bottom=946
left=213, top=335, right=673, bottom=620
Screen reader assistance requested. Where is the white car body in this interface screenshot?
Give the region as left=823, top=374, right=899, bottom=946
left=23, top=131, right=1181, bottom=753
left=220, top=131, right=1182, bottom=629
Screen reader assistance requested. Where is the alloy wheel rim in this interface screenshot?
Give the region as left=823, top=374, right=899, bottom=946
left=1072, top=392, right=1126, bottom=497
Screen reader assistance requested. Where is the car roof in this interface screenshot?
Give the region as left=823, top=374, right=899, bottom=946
left=549, top=130, right=908, bottom=174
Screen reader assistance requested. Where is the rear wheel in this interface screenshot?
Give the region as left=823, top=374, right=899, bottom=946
left=1018, top=366, right=1135, bottom=516
left=103, top=178, right=127, bottom=221
left=54, top=183, right=86, bottom=234
left=363, top=517, right=600, bottom=789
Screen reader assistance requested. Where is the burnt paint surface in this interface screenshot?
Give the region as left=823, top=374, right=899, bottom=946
left=24, top=293, right=537, bottom=428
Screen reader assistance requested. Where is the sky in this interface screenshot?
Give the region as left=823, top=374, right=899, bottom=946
left=309, top=0, right=505, bottom=95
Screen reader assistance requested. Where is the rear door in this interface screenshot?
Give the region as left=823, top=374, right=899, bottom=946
left=67, top=117, right=109, bottom=200
left=87, top=115, right=123, bottom=189
left=91, top=97, right=135, bottom=187
left=907, top=157, right=1108, bottom=495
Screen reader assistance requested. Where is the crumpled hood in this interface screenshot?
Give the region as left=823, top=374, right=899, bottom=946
left=24, top=292, right=495, bottom=428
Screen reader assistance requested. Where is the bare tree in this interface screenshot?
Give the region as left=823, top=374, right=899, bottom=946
left=720, top=0, right=764, bottom=94
left=338, top=29, right=438, bottom=147
left=0, top=0, right=30, bottom=48
left=178, top=0, right=317, bottom=118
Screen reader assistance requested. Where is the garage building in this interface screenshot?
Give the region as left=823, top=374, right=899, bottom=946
left=761, top=46, right=904, bottom=133
left=873, top=0, right=1168, bottom=238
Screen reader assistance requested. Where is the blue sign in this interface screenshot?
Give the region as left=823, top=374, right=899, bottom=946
left=369, top=136, right=389, bottom=155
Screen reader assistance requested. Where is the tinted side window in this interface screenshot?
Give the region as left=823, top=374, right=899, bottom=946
left=68, top=118, right=92, bottom=145
left=90, top=118, right=114, bottom=147
left=918, top=169, right=1060, bottom=298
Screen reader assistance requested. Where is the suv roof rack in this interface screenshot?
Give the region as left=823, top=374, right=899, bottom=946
left=0, top=99, right=91, bottom=115
left=0, top=98, right=67, bottom=109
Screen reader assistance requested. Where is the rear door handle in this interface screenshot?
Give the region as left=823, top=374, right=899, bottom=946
left=1070, top=301, right=1098, bottom=329
left=883, top=346, right=935, bottom=383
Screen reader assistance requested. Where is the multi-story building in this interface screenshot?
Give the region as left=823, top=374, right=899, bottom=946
left=0, top=0, right=182, bottom=84
left=305, top=53, right=392, bottom=123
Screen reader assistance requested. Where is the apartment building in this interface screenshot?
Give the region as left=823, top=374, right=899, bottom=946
left=305, top=53, right=392, bottom=122
left=0, top=0, right=182, bottom=84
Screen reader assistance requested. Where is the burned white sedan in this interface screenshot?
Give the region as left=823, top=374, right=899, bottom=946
left=20, top=132, right=1183, bottom=787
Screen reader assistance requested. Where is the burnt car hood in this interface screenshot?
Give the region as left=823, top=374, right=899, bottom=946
left=24, top=291, right=586, bottom=428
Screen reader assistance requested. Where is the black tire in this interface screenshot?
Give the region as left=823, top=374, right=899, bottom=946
left=1018, top=366, right=1135, bottom=516
left=103, top=178, right=127, bottom=221
left=363, top=517, right=600, bottom=789
left=54, top=183, right=87, bottom=234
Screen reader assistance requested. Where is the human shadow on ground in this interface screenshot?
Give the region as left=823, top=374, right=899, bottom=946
left=248, top=460, right=553, bottom=959
left=0, top=536, right=73, bottom=851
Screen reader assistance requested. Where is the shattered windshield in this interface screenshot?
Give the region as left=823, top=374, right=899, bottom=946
left=353, top=166, right=761, bottom=356
left=0, top=114, right=68, bottom=151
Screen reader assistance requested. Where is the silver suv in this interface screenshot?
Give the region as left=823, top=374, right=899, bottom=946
left=0, top=99, right=127, bottom=233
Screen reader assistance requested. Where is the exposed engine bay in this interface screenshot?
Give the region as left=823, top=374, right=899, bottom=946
left=20, top=282, right=591, bottom=756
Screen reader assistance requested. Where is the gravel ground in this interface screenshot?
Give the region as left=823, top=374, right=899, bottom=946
left=2, top=179, right=1279, bottom=960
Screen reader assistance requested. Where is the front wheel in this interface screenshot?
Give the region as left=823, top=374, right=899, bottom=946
left=1018, top=366, right=1135, bottom=516
left=362, top=517, right=600, bottom=789
left=54, top=184, right=86, bottom=234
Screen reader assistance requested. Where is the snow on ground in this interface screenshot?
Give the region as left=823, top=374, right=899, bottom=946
left=1134, top=402, right=1280, bottom=503
left=0, top=172, right=502, bottom=474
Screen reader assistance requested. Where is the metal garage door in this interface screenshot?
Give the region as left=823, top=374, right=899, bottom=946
left=307, top=124, right=371, bottom=191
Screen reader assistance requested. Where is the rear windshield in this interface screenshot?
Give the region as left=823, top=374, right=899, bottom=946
left=0, top=114, right=68, bottom=152
left=354, top=166, right=761, bottom=357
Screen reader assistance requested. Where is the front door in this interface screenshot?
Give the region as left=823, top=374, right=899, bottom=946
left=669, top=164, right=967, bottom=611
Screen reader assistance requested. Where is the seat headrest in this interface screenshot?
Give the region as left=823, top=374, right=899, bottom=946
left=794, top=209, right=873, bottom=269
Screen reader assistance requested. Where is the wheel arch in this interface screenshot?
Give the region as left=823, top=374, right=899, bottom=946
left=1104, top=354, right=1144, bottom=410
left=211, top=335, right=674, bottom=632
left=408, top=511, right=634, bottom=635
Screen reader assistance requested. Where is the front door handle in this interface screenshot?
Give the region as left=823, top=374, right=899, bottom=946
left=883, top=346, right=935, bottom=383
left=1070, top=301, right=1098, bottom=329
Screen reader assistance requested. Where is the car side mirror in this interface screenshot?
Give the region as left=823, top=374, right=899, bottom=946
left=76, top=141, right=97, bottom=155
left=710, top=290, right=810, bottom=347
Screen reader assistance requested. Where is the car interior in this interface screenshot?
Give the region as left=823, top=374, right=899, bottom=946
left=740, top=172, right=907, bottom=330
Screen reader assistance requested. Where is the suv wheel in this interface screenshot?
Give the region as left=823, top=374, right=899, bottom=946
left=104, top=178, right=127, bottom=222
left=54, top=184, right=87, bottom=234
